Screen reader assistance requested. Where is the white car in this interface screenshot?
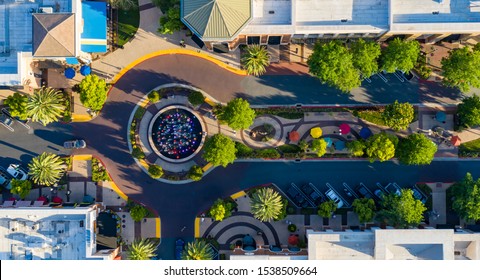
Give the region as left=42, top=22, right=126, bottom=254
left=64, top=140, right=86, bottom=149
left=325, top=189, right=344, bottom=208
left=6, top=164, right=28, bottom=180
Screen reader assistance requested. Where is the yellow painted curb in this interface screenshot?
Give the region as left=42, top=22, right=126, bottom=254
left=194, top=217, right=200, bottom=238
left=155, top=217, right=161, bottom=238
left=138, top=159, right=149, bottom=169
left=112, top=49, right=247, bottom=84
left=72, top=155, right=92, bottom=161
left=204, top=97, right=218, bottom=107
left=109, top=180, right=129, bottom=201
left=138, top=98, right=149, bottom=108
left=230, top=191, right=246, bottom=200
left=72, top=114, right=92, bottom=122
left=202, top=162, right=213, bottom=172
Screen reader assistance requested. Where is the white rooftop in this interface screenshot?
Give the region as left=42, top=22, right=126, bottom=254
left=251, top=0, right=292, bottom=25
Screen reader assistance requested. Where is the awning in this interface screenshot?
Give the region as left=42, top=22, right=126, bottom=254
left=191, top=34, right=205, bottom=49
left=81, top=1, right=108, bottom=53
left=65, top=57, right=80, bottom=65
left=450, top=135, right=461, bottom=146
left=436, top=111, right=446, bottom=122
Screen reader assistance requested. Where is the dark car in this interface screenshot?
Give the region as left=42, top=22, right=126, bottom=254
left=356, top=183, right=374, bottom=200
left=175, top=239, right=185, bottom=260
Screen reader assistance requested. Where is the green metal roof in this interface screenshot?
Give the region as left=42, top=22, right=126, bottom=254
left=182, top=0, right=252, bottom=41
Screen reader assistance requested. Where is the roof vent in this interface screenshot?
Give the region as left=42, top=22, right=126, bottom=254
left=432, top=11, right=440, bottom=14
left=268, top=10, right=275, bottom=14
left=341, top=19, right=348, bottom=22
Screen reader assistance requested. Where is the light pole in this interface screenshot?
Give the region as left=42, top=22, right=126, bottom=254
left=66, top=190, right=71, bottom=202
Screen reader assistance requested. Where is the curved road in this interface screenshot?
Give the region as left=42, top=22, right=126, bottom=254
left=71, top=54, right=476, bottom=259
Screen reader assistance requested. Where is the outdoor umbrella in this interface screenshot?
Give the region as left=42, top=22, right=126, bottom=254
left=436, top=111, right=447, bottom=122
left=323, top=137, right=333, bottom=148
left=52, top=196, right=63, bottom=204
left=289, top=131, right=300, bottom=142
left=80, top=65, right=91, bottom=76
left=335, top=141, right=345, bottom=151
left=64, top=67, right=75, bottom=79
left=450, top=136, right=461, bottom=146
left=243, top=234, right=254, bottom=246
left=288, top=235, right=299, bottom=246
left=310, top=127, right=322, bottom=138
left=359, top=127, right=373, bottom=139
left=83, top=195, right=95, bottom=204
left=339, top=123, right=351, bottom=135
left=36, top=196, right=48, bottom=205
left=7, top=197, right=16, bottom=202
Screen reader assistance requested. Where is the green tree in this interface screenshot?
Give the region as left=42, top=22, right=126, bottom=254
left=127, top=239, right=158, bottom=260
left=308, top=40, right=361, bottom=92
left=317, top=200, right=337, bottom=218
left=4, top=92, right=28, bottom=120
left=377, top=189, right=426, bottom=228
left=188, top=165, right=204, bottom=181
left=158, top=6, right=183, bottom=34
left=397, top=134, right=437, bottom=165
left=250, top=188, right=284, bottom=222
left=202, top=134, right=237, bottom=167
left=457, top=94, right=480, bottom=128
left=209, top=199, right=234, bottom=221
left=26, top=87, right=65, bottom=126
left=449, top=173, right=480, bottom=221
left=241, top=44, right=270, bottom=76
left=188, top=91, right=205, bottom=106
left=130, top=204, right=148, bottom=222
left=441, top=45, right=480, bottom=92
left=148, top=164, right=164, bottom=179
left=381, top=38, right=420, bottom=73
left=352, top=198, right=376, bottom=224
left=350, top=38, right=381, bottom=78
left=298, top=140, right=309, bottom=152
left=310, top=139, right=327, bottom=157
left=218, top=98, right=256, bottom=130
left=10, top=179, right=32, bottom=199
left=382, top=101, right=415, bottom=131
left=181, top=239, right=214, bottom=260
left=148, top=90, right=161, bottom=103
left=28, top=152, right=65, bottom=186
left=365, top=133, right=397, bottom=162
left=152, top=0, right=177, bottom=13
left=346, top=140, right=366, bottom=157
left=111, top=0, right=137, bottom=10
left=78, top=75, right=107, bottom=111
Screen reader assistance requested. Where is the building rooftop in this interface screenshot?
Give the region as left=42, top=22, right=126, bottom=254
left=251, top=0, right=292, bottom=25
left=33, top=13, right=76, bottom=57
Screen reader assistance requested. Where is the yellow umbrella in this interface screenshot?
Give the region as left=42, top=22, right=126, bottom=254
left=310, top=127, right=322, bottom=138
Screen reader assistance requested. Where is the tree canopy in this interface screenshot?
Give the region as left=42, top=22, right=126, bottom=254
left=202, top=134, right=237, bottom=167
left=250, top=188, right=284, bottom=222
left=381, top=38, right=420, bottom=73
left=350, top=38, right=381, bottom=78
left=346, top=140, right=366, bottom=157
left=181, top=240, right=214, bottom=260
left=382, top=101, right=415, bottom=131
left=352, top=198, right=376, bottom=224
left=449, top=173, right=480, bottom=221
left=457, top=94, right=480, bottom=128
left=307, top=40, right=361, bottom=92
left=441, top=45, right=480, bottom=93
left=28, top=152, right=65, bottom=186
left=397, top=134, right=437, bottom=165
left=218, top=98, right=256, bottom=130
left=26, top=87, right=65, bottom=126
left=148, top=164, right=164, bottom=179
left=10, top=179, right=32, bottom=199
left=78, top=74, right=107, bottom=111
left=310, top=139, right=328, bottom=157
left=130, top=204, right=148, bottom=222
left=158, top=6, right=183, bottom=34
left=317, top=200, right=337, bottom=218
left=209, top=198, right=234, bottom=221
left=377, top=189, right=426, bottom=228
left=241, top=44, right=270, bottom=76
left=4, top=92, right=28, bottom=120
left=187, top=165, right=204, bottom=181
left=127, top=239, right=158, bottom=260
left=365, top=133, right=397, bottom=162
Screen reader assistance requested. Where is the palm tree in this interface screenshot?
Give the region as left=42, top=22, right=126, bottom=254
left=26, top=87, right=65, bottom=126
left=28, top=152, right=65, bottom=186
left=127, top=239, right=158, bottom=260
left=241, top=45, right=270, bottom=76
left=250, top=187, right=284, bottom=222
left=181, top=240, right=213, bottom=260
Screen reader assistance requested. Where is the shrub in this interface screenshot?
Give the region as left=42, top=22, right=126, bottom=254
left=255, top=148, right=281, bottom=159
left=134, top=107, right=146, bottom=120
left=130, top=204, right=148, bottom=222
left=148, top=164, right=164, bottom=179
left=132, top=146, right=145, bottom=159
left=188, top=165, right=203, bottom=181
left=92, top=158, right=110, bottom=182
left=148, top=90, right=161, bottom=103
left=288, top=224, right=297, bottom=232
left=188, top=91, right=205, bottom=106
left=274, top=198, right=289, bottom=221
left=235, top=142, right=254, bottom=157
left=278, top=144, right=301, bottom=153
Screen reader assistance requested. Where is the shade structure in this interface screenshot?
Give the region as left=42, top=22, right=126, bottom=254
left=436, top=111, right=447, bottom=122
left=359, top=127, right=373, bottom=139
left=310, top=127, right=323, bottom=138
left=36, top=196, right=48, bottom=205
left=7, top=197, right=16, bottom=201
left=289, top=131, right=300, bottom=142
left=323, top=137, right=332, bottom=148
left=339, top=123, right=351, bottom=134
left=52, top=196, right=63, bottom=204
left=335, top=141, right=345, bottom=151
left=243, top=234, right=254, bottom=246
left=288, top=235, right=299, bottom=246
left=450, top=136, right=461, bottom=146
left=80, top=65, right=91, bottom=76
left=83, top=194, right=95, bottom=204
left=64, top=67, right=75, bottom=79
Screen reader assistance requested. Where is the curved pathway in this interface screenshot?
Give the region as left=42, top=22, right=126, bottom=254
left=71, top=54, right=480, bottom=259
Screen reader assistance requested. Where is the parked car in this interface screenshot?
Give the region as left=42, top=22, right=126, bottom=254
left=302, top=183, right=325, bottom=205
left=384, top=183, right=401, bottom=196
left=175, top=239, right=185, bottom=260
left=0, top=167, right=12, bottom=190
left=287, top=183, right=312, bottom=208
left=63, top=140, right=86, bottom=149
left=373, top=188, right=386, bottom=200
left=325, top=188, right=344, bottom=208
left=0, top=113, right=14, bottom=131
left=411, top=186, right=428, bottom=204
left=6, top=164, right=28, bottom=180
left=356, top=183, right=374, bottom=200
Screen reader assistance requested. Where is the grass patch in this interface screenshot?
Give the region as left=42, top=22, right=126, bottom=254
left=278, top=144, right=301, bottom=153
left=354, top=109, right=387, bottom=126
left=134, top=107, right=146, bottom=120
left=117, top=1, right=140, bottom=47
left=276, top=112, right=305, bottom=119
left=459, top=138, right=480, bottom=157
